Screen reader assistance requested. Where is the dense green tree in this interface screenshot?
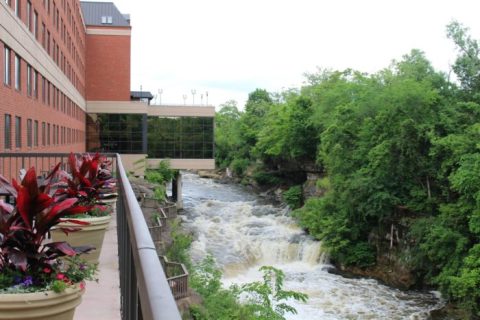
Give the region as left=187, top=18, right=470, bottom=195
left=213, top=23, right=480, bottom=316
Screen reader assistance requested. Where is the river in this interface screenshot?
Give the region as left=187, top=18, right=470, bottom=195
left=180, top=172, right=443, bottom=319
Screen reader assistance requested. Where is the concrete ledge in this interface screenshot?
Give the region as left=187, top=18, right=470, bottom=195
left=148, top=105, right=215, bottom=117
left=148, top=158, right=215, bottom=170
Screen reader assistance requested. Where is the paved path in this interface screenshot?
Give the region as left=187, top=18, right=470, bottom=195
left=75, top=210, right=121, bottom=320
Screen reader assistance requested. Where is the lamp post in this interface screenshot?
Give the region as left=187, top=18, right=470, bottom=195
left=191, top=89, right=196, bottom=105
left=158, top=89, right=163, bottom=105
left=205, top=91, right=209, bottom=105
left=182, top=94, right=187, bottom=105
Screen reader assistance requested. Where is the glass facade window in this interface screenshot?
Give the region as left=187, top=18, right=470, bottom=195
left=4, top=114, right=11, bottom=150
left=86, top=113, right=145, bottom=154
left=147, top=117, right=214, bottom=159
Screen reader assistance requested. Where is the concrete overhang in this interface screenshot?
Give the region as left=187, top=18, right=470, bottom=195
left=148, top=159, right=215, bottom=170
left=86, top=101, right=148, bottom=114
left=148, top=105, right=215, bottom=118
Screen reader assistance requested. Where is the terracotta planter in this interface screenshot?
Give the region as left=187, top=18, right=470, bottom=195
left=0, top=284, right=84, bottom=320
left=52, top=215, right=112, bottom=264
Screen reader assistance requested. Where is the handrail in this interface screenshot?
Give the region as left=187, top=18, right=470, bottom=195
left=117, top=155, right=182, bottom=320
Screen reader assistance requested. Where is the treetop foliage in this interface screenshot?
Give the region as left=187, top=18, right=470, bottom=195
left=214, top=22, right=480, bottom=316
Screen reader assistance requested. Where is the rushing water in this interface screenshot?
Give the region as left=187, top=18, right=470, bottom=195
left=180, top=172, right=443, bottom=319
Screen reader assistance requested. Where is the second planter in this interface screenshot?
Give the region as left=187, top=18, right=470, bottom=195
left=51, top=215, right=112, bottom=264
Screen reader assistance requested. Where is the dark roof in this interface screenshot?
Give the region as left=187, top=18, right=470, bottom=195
left=131, top=91, right=154, bottom=100
left=80, top=2, right=130, bottom=27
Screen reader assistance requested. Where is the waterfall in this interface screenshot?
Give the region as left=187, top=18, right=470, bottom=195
left=181, top=173, right=444, bottom=320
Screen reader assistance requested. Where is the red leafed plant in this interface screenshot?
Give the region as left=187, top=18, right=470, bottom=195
left=0, top=166, right=96, bottom=293
left=56, top=153, right=116, bottom=207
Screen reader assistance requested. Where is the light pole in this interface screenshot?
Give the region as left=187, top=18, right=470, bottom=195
left=205, top=91, right=209, bottom=105
left=158, top=89, right=163, bottom=105
left=191, top=89, right=196, bottom=105
left=182, top=94, right=187, bottom=105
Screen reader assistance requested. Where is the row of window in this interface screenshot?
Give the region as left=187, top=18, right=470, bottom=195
left=4, top=0, right=86, bottom=94
left=4, top=114, right=84, bottom=150
left=2, top=44, right=84, bottom=122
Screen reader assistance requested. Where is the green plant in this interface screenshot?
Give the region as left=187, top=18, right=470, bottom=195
left=230, top=158, right=250, bottom=176
left=153, top=186, right=166, bottom=202
left=282, top=185, right=303, bottom=209
left=239, top=266, right=308, bottom=320
left=166, top=221, right=192, bottom=267
left=252, top=171, right=281, bottom=186
left=87, top=204, right=112, bottom=217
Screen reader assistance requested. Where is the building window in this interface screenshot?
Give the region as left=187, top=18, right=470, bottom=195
left=47, top=123, right=50, bottom=145
left=33, top=69, right=37, bottom=98
left=52, top=124, right=56, bottom=144
left=15, top=116, right=21, bottom=148
left=27, top=65, right=32, bottom=96
left=47, top=81, right=50, bottom=105
left=41, top=76, right=46, bottom=103
left=41, top=23, right=46, bottom=48
left=101, top=16, right=112, bottom=24
left=33, top=11, right=38, bottom=38
left=41, top=122, right=45, bottom=146
left=4, top=47, right=10, bottom=85
left=34, top=120, right=38, bottom=146
left=27, top=1, right=31, bottom=30
left=47, top=31, right=50, bottom=54
left=4, top=114, right=11, bottom=150
left=27, top=119, right=32, bottom=147
left=14, top=0, right=19, bottom=17
left=14, top=54, right=20, bottom=90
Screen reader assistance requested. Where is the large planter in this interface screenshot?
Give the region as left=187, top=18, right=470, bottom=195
left=52, top=215, right=112, bottom=264
left=0, top=284, right=84, bottom=320
left=97, top=197, right=117, bottom=212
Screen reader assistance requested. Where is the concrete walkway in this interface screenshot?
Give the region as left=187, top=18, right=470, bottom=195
left=74, top=210, right=121, bottom=320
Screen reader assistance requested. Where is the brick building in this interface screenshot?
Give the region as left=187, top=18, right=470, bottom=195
left=0, top=0, right=131, bottom=154
left=1, top=0, right=215, bottom=172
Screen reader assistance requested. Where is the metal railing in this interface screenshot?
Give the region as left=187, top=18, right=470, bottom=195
left=159, top=256, right=189, bottom=300
left=0, top=153, right=182, bottom=320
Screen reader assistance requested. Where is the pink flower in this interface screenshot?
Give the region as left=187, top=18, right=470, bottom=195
left=56, top=273, right=65, bottom=280
left=43, top=267, right=51, bottom=274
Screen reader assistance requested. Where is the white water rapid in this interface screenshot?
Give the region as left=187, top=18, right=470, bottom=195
left=180, top=173, right=443, bottom=319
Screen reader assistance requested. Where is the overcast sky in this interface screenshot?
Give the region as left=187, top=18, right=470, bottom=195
left=91, top=0, right=480, bottom=109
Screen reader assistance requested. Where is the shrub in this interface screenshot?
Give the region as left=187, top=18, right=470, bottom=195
left=230, top=158, right=250, bottom=176
left=283, top=185, right=303, bottom=209
left=252, top=171, right=281, bottom=186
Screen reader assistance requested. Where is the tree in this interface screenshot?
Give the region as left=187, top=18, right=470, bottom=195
left=239, top=266, right=308, bottom=320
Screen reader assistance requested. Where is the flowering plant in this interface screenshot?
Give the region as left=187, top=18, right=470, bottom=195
left=56, top=153, right=116, bottom=209
left=0, top=166, right=96, bottom=293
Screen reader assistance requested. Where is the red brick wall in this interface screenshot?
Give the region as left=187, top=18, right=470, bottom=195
left=0, top=42, right=86, bottom=154
left=85, top=29, right=131, bottom=101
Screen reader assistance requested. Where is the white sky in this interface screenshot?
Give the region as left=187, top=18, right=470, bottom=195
left=90, top=0, right=480, bottom=109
